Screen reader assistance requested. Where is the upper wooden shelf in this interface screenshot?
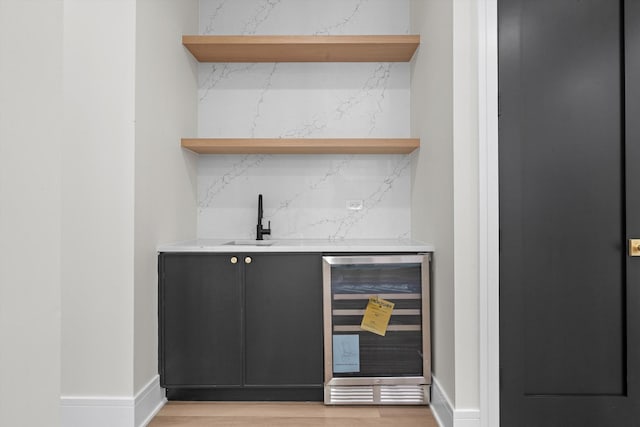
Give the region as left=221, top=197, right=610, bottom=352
left=181, top=138, right=419, bottom=154
left=182, top=35, right=420, bottom=62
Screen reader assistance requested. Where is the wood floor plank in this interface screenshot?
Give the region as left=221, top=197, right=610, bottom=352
left=156, top=402, right=380, bottom=418
left=378, top=405, right=434, bottom=417
left=149, top=416, right=433, bottom=427
left=149, top=402, right=437, bottom=427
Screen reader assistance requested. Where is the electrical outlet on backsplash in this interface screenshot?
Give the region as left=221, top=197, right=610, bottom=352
left=196, top=0, right=413, bottom=239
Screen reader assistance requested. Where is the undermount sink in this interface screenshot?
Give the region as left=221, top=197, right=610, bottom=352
left=224, top=240, right=276, bottom=246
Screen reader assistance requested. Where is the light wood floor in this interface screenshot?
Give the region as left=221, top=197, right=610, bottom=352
left=149, top=402, right=438, bottom=427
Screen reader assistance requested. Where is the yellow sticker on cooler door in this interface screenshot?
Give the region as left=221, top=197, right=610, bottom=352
left=360, top=296, right=394, bottom=336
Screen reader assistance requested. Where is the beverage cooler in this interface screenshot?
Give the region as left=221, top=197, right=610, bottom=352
left=322, top=254, right=431, bottom=405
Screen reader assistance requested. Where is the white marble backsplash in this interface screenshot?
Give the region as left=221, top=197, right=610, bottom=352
left=198, top=62, right=410, bottom=138
left=199, top=0, right=409, bottom=35
left=196, top=0, right=413, bottom=240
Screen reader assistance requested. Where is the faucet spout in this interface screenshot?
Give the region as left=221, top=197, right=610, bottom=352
left=256, top=194, right=271, bottom=240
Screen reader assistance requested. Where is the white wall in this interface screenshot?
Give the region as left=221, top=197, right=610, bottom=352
left=410, top=0, right=456, bottom=404
left=134, top=0, right=199, bottom=392
left=61, top=0, right=136, bottom=396
left=0, top=1, right=63, bottom=425
left=58, top=1, right=198, bottom=424
left=411, top=0, right=480, bottom=422
left=196, top=0, right=413, bottom=240
left=452, top=0, right=479, bottom=412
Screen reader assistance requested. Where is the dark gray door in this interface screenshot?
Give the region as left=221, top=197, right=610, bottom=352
left=499, top=0, right=640, bottom=425
left=159, top=253, right=243, bottom=387
left=244, top=253, right=323, bottom=388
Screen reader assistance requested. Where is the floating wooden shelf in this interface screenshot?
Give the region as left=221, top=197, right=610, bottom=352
left=182, top=35, right=420, bottom=62
left=181, top=138, right=420, bottom=154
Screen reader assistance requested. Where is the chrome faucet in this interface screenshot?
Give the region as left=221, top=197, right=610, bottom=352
left=256, top=194, right=271, bottom=240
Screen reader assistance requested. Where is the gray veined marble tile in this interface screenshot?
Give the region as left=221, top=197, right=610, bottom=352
left=199, top=63, right=257, bottom=102
left=199, top=0, right=410, bottom=35
left=197, top=154, right=412, bottom=239
left=198, top=62, right=409, bottom=138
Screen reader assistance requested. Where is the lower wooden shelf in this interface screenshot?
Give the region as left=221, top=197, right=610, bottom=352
left=181, top=138, right=419, bottom=154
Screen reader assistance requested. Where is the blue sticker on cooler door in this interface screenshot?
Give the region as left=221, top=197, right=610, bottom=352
left=333, top=334, right=360, bottom=373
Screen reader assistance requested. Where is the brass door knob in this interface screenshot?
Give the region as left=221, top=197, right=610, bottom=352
left=230, top=256, right=238, bottom=264
left=245, top=256, right=252, bottom=264
left=631, top=239, right=640, bottom=257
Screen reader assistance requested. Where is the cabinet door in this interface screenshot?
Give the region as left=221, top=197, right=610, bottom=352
left=244, top=253, right=323, bottom=386
left=160, top=253, right=242, bottom=387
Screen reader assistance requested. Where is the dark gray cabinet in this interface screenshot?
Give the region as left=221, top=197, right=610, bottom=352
left=158, top=252, right=323, bottom=401
left=160, top=253, right=242, bottom=387
left=244, top=254, right=323, bottom=387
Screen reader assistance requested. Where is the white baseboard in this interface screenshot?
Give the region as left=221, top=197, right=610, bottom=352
left=60, top=375, right=166, bottom=427
left=430, top=376, right=480, bottom=427
left=431, top=376, right=454, bottom=427
left=454, top=409, right=482, bottom=427
left=135, top=376, right=166, bottom=426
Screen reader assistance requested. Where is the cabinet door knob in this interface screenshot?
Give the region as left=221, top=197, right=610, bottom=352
left=245, top=256, right=252, bottom=264
left=230, top=256, right=238, bottom=264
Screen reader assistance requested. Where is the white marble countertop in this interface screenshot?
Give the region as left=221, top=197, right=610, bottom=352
left=158, top=238, right=434, bottom=253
